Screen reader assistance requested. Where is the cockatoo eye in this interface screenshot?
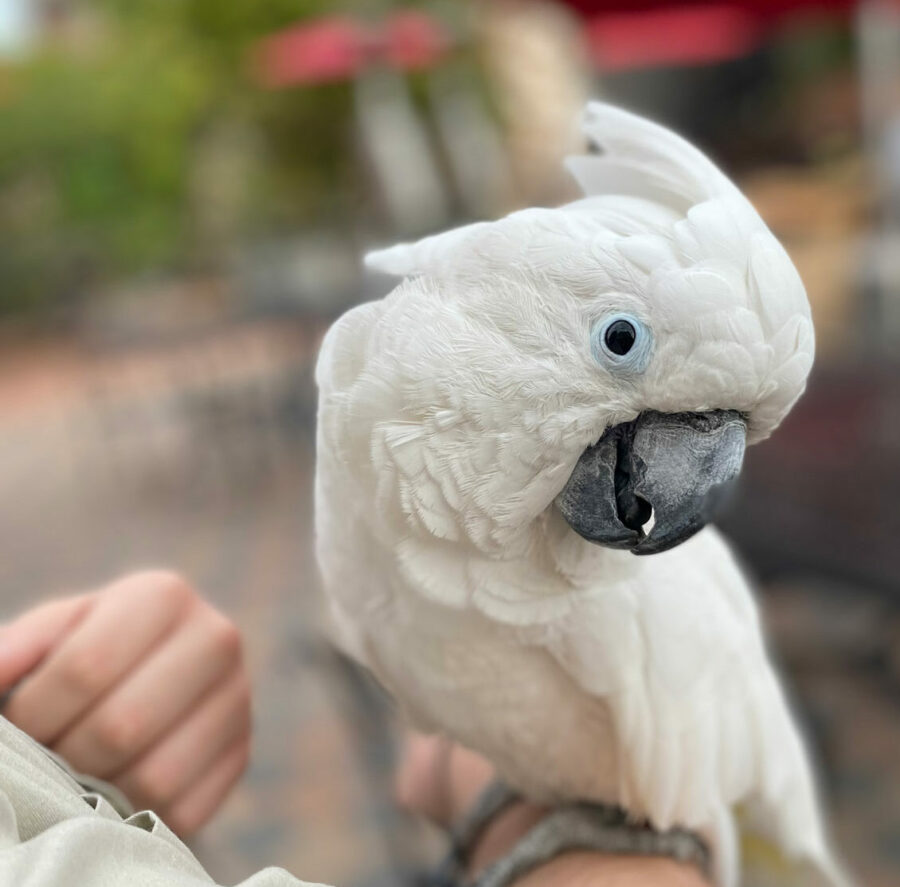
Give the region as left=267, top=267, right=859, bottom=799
left=604, top=319, right=636, bottom=355
left=591, top=313, right=651, bottom=372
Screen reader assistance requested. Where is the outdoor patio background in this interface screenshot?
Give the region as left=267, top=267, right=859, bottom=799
left=0, top=318, right=446, bottom=887
left=2, top=2, right=900, bottom=886
left=0, top=315, right=897, bottom=887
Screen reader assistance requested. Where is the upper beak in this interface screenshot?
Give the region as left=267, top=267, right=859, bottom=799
left=555, top=410, right=747, bottom=555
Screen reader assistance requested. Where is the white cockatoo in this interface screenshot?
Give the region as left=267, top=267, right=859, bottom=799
left=315, top=103, right=849, bottom=887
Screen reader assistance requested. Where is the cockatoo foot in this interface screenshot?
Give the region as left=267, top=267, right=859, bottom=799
left=433, top=780, right=710, bottom=887
left=432, top=781, right=521, bottom=887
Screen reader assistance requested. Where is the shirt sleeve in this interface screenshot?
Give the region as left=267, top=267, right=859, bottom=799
left=0, top=717, right=326, bottom=887
left=0, top=801, right=313, bottom=887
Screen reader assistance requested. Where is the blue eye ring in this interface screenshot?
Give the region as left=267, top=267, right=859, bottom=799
left=590, top=313, right=652, bottom=373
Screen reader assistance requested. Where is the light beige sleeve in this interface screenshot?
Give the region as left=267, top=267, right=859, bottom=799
left=0, top=717, right=326, bottom=887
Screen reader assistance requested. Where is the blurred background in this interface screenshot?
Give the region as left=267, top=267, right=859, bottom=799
left=0, top=0, right=898, bottom=884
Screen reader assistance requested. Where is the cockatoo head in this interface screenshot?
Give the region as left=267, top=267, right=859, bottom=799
left=363, top=104, right=814, bottom=556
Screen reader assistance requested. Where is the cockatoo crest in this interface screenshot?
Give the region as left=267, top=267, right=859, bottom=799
left=566, top=102, right=738, bottom=209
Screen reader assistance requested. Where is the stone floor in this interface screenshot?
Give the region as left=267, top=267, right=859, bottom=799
left=0, top=323, right=897, bottom=886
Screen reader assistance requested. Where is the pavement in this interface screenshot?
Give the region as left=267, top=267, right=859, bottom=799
left=0, top=322, right=896, bottom=887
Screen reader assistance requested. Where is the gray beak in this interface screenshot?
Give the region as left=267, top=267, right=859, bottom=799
left=555, top=410, right=747, bottom=555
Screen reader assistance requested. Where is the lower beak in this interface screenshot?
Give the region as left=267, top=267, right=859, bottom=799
left=555, top=410, right=747, bottom=555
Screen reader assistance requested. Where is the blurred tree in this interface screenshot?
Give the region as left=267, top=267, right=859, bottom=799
left=0, top=0, right=355, bottom=316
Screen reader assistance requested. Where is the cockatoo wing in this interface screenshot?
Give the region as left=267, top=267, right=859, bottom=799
left=316, top=284, right=579, bottom=610
left=315, top=299, right=390, bottom=667
left=538, top=529, right=849, bottom=887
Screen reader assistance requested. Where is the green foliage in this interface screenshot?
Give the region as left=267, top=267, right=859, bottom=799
left=0, top=0, right=353, bottom=315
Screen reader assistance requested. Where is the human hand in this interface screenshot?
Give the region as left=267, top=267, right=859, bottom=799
left=395, top=733, right=709, bottom=887
left=0, top=571, right=251, bottom=836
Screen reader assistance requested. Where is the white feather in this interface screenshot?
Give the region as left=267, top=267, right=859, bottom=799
left=567, top=102, right=738, bottom=207
left=317, top=103, right=846, bottom=886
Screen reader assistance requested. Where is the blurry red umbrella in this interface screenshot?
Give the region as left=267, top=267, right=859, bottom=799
left=255, top=0, right=861, bottom=87
left=256, top=11, right=450, bottom=87
left=562, top=0, right=857, bottom=17
left=566, top=0, right=858, bottom=71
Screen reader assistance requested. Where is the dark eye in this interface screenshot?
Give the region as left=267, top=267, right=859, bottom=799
left=590, top=313, right=652, bottom=373
left=604, top=319, right=636, bottom=356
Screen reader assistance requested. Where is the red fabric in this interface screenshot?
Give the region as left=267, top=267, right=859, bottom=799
left=257, top=18, right=366, bottom=86
left=562, top=0, right=858, bottom=18
left=586, top=5, right=764, bottom=70
left=256, top=12, right=449, bottom=87
left=256, top=0, right=867, bottom=88
left=384, top=11, right=450, bottom=70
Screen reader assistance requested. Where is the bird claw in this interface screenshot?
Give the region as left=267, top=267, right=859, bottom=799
left=432, top=780, right=520, bottom=887
left=432, top=780, right=710, bottom=887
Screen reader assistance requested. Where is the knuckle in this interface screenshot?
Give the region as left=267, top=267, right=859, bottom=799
left=132, top=760, right=180, bottom=807
left=93, top=707, right=144, bottom=757
left=209, top=615, right=243, bottom=662
left=4, top=699, right=42, bottom=743
left=135, top=570, right=195, bottom=611
left=60, top=647, right=109, bottom=697
left=124, top=770, right=156, bottom=807
left=168, top=803, right=206, bottom=837
left=165, top=808, right=192, bottom=837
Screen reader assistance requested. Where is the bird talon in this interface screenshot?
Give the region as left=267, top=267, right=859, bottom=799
left=439, top=796, right=710, bottom=887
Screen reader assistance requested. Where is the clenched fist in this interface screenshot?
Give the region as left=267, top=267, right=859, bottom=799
left=0, top=572, right=251, bottom=836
